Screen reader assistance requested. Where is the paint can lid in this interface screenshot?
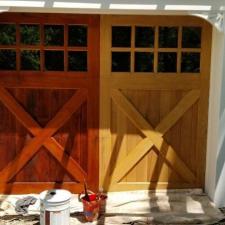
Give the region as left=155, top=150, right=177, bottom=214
left=40, top=189, right=71, bottom=204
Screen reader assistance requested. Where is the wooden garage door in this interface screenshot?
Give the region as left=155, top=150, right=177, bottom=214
left=0, top=13, right=99, bottom=193
left=100, top=16, right=212, bottom=191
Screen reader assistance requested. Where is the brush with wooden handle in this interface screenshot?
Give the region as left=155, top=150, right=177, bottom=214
left=83, top=179, right=90, bottom=202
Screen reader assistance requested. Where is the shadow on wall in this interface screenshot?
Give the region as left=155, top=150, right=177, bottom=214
left=215, top=108, right=225, bottom=207
left=216, top=131, right=225, bottom=185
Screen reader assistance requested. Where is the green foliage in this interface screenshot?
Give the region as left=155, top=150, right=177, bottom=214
left=21, top=50, right=40, bottom=71
left=0, top=24, right=16, bottom=45
left=20, top=24, right=40, bottom=45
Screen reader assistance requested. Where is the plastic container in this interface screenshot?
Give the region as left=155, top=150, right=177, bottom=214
left=78, top=190, right=107, bottom=222
left=40, top=189, right=71, bottom=225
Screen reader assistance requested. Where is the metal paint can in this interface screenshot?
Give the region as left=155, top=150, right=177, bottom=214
left=40, top=189, right=71, bottom=225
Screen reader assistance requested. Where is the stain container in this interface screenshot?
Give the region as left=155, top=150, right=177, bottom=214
left=40, top=189, right=71, bottom=225
left=79, top=191, right=107, bottom=222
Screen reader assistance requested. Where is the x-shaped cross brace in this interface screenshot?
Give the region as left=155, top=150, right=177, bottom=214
left=110, top=89, right=200, bottom=184
left=0, top=87, right=87, bottom=182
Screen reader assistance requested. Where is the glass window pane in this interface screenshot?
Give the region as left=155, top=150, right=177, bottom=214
left=20, top=24, right=40, bottom=45
left=68, top=25, right=87, bottom=47
left=158, top=52, right=177, bottom=72
left=112, top=26, right=131, bottom=47
left=182, top=27, right=201, bottom=48
left=21, top=50, right=40, bottom=71
left=135, top=27, right=154, bottom=48
left=44, top=25, right=64, bottom=46
left=135, top=52, right=154, bottom=72
left=68, top=51, right=87, bottom=71
left=181, top=52, right=200, bottom=73
left=45, top=51, right=64, bottom=71
left=112, top=52, right=130, bottom=72
left=0, top=49, right=16, bottom=70
left=159, top=27, right=178, bottom=48
left=0, top=24, right=16, bottom=45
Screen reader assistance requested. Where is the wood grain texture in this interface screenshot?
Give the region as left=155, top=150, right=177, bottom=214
left=0, top=89, right=87, bottom=182
left=111, top=89, right=196, bottom=183
left=100, top=15, right=212, bottom=191
left=0, top=13, right=100, bottom=193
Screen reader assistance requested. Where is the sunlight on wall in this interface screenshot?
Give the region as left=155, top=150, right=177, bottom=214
left=53, top=2, right=101, bottom=9
left=0, top=1, right=45, bottom=7
left=109, top=4, right=157, bottom=10
left=165, top=5, right=212, bottom=11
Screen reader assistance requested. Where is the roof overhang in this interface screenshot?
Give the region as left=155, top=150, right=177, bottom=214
left=0, top=0, right=224, bottom=32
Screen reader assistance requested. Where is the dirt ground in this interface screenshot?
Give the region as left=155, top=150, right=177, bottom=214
left=0, top=192, right=225, bottom=225
left=1, top=211, right=225, bottom=225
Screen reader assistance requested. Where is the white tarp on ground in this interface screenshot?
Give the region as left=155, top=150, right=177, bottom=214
left=0, top=190, right=224, bottom=224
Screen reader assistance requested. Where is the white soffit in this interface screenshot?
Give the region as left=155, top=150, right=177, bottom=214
left=0, top=1, right=45, bottom=7
left=53, top=2, right=101, bottom=9
left=109, top=4, right=157, bottom=10
left=0, top=1, right=224, bottom=32
left=164, top=5, right=212, bottom=11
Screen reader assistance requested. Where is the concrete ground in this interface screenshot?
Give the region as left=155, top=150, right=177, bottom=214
left=0, top=190, right=224, bottom=225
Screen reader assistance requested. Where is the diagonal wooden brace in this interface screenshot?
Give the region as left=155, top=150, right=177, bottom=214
left=111, top=89, right=200, bottom=184
left=0, top=87, right=87, bottom=182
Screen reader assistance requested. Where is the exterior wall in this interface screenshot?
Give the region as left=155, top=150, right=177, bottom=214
left=214, top=32, right=225, bottom=207
left=205, top=28, right=224, bottom=205
left=0, top=0, right=225, bottom=206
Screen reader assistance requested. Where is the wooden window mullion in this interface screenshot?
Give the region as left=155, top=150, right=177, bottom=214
left=64, top=24, right=68, bottom=72
left=154, top=26, right=159, bottom=73
left=40, top=23, right=44, bottom=72
left=131, top=25, right=135, bottom=73
left=16, top=23, right=20, bottom=71
left=177, top=26, right=182, bottom=73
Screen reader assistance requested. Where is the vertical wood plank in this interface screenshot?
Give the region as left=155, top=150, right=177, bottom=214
left=100, top=15, right=112, bottom=190
left=196, top=22, right=212, bottom=187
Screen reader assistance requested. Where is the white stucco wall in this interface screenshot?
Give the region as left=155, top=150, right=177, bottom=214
left=1, top=0, right=225, bottom=206
left=205, top=27, right=224, bottom=206
left=213, top=31, right=225, bottom=207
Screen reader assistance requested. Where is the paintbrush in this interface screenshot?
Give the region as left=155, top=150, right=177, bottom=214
left=83, top=179, right=90, bottom=202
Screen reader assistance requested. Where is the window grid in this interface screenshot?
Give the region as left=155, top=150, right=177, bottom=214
left=111, top=25, right=202, bottom=74
left=0, top=23, right=88, bottom=72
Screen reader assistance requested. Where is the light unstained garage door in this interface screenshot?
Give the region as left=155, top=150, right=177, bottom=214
left=0, top=13, right=99, bottom=194
left=100, top=15, right=212, bottom=191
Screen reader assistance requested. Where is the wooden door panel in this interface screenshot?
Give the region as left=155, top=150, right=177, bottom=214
left=14, top=149, right=75, bottom=182
left=109, top=89, right=199, bottom=185
left=0, top=13, right=99, bottom=194
left=100, top=15, right=212, bottom=191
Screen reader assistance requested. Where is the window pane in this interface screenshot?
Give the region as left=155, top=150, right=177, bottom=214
left=159, top=27, right=178, bottom=48
left=20, top=24, right=40, bottom=45
left=0, top=24, right=16, bottom=45
left=0, top=50, right=16, bottom=70
left=181, top=52, right=200, bottom=73
left=68, top=25, right=87, bottom=47
left=68, top=51, right=87, bottom=71
left=44, top=25, right=64, bottom=46
left=45, top=51, right=64, bottom=71
left=112, top=52, right=130, bottom=72
left=158, top=52, right=177, bottom=72
left=182, top=27, right=201, bottom=48
left=135, top=52, right=154, bottom=72
left=135, top=27, right=154, bottom=48
left=112, top=26, right=131, bottom=47
left=21, top=50, right=40, bottom=70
